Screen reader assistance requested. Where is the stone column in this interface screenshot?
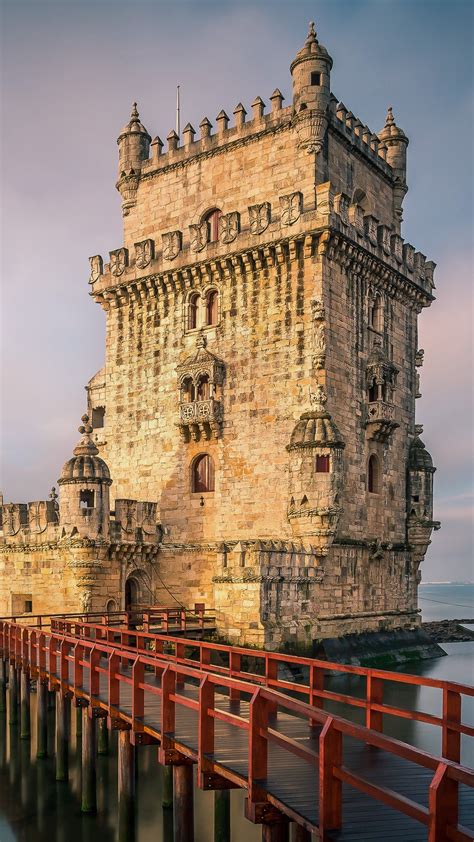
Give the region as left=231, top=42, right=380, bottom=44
left=118, top=730, right=135, bottom=841
left=214, top=790, right=230, bottom=842
left=8, top=662, right=18, bottom=725
left=81, top=708, right=97, bottom=813
left=20, top=668, right=31, bottom=740
left=173, top=764, right=194, bottom=841
left=36, top=680, right=48, bottom=759
left=56, top=692, right=70, bottom=781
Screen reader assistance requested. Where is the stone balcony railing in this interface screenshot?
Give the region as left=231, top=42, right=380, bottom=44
left=178, top=398, right=223, bottom=441
left=366, top=400, right=398, bottom=442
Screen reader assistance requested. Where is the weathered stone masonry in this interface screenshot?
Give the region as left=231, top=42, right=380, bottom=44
left=0, top=23, right=440, bottom=649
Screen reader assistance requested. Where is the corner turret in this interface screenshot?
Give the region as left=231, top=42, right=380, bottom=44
left=378, top=107, right=409, bottom=231
left=290, top=22, right=332, bottom=156
left=58, top=414, right=112, bottom=540
left=116, top=103, right=151, bottom=216
left=407, top=425, right=440, bottom=566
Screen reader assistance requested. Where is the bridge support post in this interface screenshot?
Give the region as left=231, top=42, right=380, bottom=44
left=291, top=825, right=311, bottom=842
left=163, top=765, right=173, bottom=808
left=8, top=662, right=18, bottom=724
left=0, top=658, right=7, bottom=713
left=20, top=668, right=31, bottom=740
left=118, top=730, right=135, bottom=841
left=262, top=820, right=289, bottom=842
left=76, top=704, right=82, bottom=738
left=37, top=680, right=48, bottom=758
left=98, top=717, right=109, bottom=755
left=173, top=764, right=194, bottom=841
left=214, top=790, right=230, bottom=842
left=56, top=692, right=70, bottom=781
left=81, top=708, right=97, bottom=813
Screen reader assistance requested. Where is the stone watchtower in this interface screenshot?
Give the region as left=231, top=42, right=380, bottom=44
left=79, top=21, right=440, bottom=650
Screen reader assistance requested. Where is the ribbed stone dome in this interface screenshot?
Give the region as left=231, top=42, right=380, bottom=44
left=58, top=414, right=111, bottom=485
left=289, top=410, right=344, bottom=449
left=118, top=102, right=151, bottom=140
left=290, top=22, right=333, bottom=72
left=408, top=433, right=434, bottom=471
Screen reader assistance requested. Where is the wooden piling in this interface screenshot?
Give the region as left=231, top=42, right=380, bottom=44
left=20, top=668, right=31, bottom=740
left=118, top=730, right=135, bottom=841
left=75, top=704, right=82, bottom=738
left=162, top=764, right=173, bottom=808
left=97, top=717, right=109, bottom=755
left=173, top=764, right=194, bottom=841
left=56, top=692, right=70, bottom=781
left=36, top=680, right=48, bottom=758
left=81, top=708, right=97, bottom=813
left=214, top=790, right=231, bottom=842
left=8, top=662, right=18, bottom=724
left=262, top=821, right=290, bottom=842
left=291, top=824, right=312, bottom=842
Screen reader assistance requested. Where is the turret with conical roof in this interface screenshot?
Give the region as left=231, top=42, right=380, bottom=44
left=291, top=22, right=333, bottom=156
left=378, top=107, right=409, bottom=230
left=116, top=103, right=151, bottom=216
left=58, top=414, right=112, bottom=539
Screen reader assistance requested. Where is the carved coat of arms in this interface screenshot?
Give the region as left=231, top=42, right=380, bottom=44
left=248, top=202, right=271, bottom=235
left=162, top=230, right=182, bottom=261
left=189, top=221, right=208, bottom=253
left=135, top=238, right=154, bottom=269
left=280, top=192, right=302, bottom=226
left=334, top=193, right=349, bottom=224
left=219, top=211, right=240, bottom=244
left=109, top=248, right=128, bottom=277
left=88, top=255, right=103, bottom=284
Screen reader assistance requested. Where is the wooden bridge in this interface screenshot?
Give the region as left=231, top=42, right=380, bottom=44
left=0, top=612, right=473, bottom=841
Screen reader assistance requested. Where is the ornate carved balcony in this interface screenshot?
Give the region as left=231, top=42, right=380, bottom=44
left=178, top=398, right=223, bottom=442
left=365, top=401, right=399, bottom=442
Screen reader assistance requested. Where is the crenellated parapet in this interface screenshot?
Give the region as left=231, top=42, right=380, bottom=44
left=0, top=492, right=59, bottom=547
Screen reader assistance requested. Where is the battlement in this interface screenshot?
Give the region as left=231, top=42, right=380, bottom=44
left=328, top=94, right=392, bottom=176
left=89, top=179, right=435, bottom=303
left=0, top=497, right=160, bottom=548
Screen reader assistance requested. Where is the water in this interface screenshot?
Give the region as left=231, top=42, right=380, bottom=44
left=419, top=582, right=474, bottom=621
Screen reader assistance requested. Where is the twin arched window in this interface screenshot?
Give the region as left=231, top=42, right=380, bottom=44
left=187, top=290, right=219, bottom=331
left=368, top=454, right=380, bottom=494
left=192, top=454, right=215, bottom=493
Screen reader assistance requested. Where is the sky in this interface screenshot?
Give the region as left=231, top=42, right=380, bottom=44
left=0, top=0, right=473, bottom=582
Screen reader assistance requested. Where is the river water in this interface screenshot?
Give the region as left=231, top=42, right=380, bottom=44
left=0, top=585, right=472, bottom=841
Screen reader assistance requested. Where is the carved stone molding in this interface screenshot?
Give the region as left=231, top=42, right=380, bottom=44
left=135, top=238, right=154, bottom=269
left=220, top=211, right=240, bottom=244
left=280, top=192, right=302, bottom=226
left=249, top=202, right=271, bottom=234
left=109, top=248, right=129, bottom=277
left=293, top=109, right=328, bottom=155
left=162, top=230, right=182, bottom=261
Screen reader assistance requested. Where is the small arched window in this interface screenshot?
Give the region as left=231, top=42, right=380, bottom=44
left=206, top=290, right=219, bottom=326
left=204, top=208, right=221, bottom=243
left=315, top=454, right=330, bottom=473
left=192, top=454, right=215, bottom=493
left=196, top=374, right=210, bottom=400
left=92, top=406, right=105, bottom=428
left=188, top=293, right=200, bottom=331
left=368, top=381, right=378, bottom=403
left=370, top=297, right=383, bottom=332
left=182, top=377, right=195, bottom=403
left=368, top=455, right=380, bottom=494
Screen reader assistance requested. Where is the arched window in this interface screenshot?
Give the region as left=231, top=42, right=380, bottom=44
left=80, top=490, right=95, bottom=510
left=196, top=374, right=210, bottom=400
left=370, top=297, right=383, bottom=332
left=188, top=293, right=200, bottom=331
left=182, top=377, right=195, bottom=403
left=368, top=454, right=380, bottom=494
left=192, top=454, right=215, bottom=493
left=204, top=208, right=221, bottom=243
left=206, top=290, right=219, bottom=326
left=92, top=406, right=105, bottom=428
left=315, top=454, right=330, bottom=473
left=368, top=381, right=378, bottom=403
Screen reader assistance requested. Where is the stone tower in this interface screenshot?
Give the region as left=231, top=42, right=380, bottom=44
left=0, top=23, right=439, bottom=649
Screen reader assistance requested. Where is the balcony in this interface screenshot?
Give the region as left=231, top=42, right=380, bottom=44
left=178, top=398, right=223, bottom=442
left=366, top=401, right=399, bottom=442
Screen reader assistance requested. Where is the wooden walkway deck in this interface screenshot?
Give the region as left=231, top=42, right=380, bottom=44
left=1, top=618, right=473, bottom=840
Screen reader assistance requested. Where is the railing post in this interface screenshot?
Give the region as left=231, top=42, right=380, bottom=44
left=8, top=661, right=18, bottom=725
left=248, top=688, right=269, bottom=808
left=442, top=688, right=461, bottom=763
left=429, top=761, right=458, bottom=841
left=89, top=645, right=100, bottom=697
left=132, top=656, right=145, bottom=730
left=159, top=665, right=176, bottom=764
left=0, top=655, right=6, bottom=713
left=366, top=671, right=383, bottom=732
left=74, top=642, right=84, bottom=694
left=198, top=675, right=214, bottom=788
left=29, top=630, right=37, bottom=678
left=48, top=635, right=59, bottom=689
left=319, top=717, right=342, bottom=833
left=108, top=651, right=120, bottom=710
left=229, top=652, right=241, bottom=702
left=266, top=657, right=278, bottom=718
left=310, top=664, right=325, bottom=710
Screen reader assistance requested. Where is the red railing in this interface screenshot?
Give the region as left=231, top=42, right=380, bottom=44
left=0, top=620, right=472, bottom=842
left=32, top=617, right=474, bottom=765
left=0, top=604, right=215, bottom=633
